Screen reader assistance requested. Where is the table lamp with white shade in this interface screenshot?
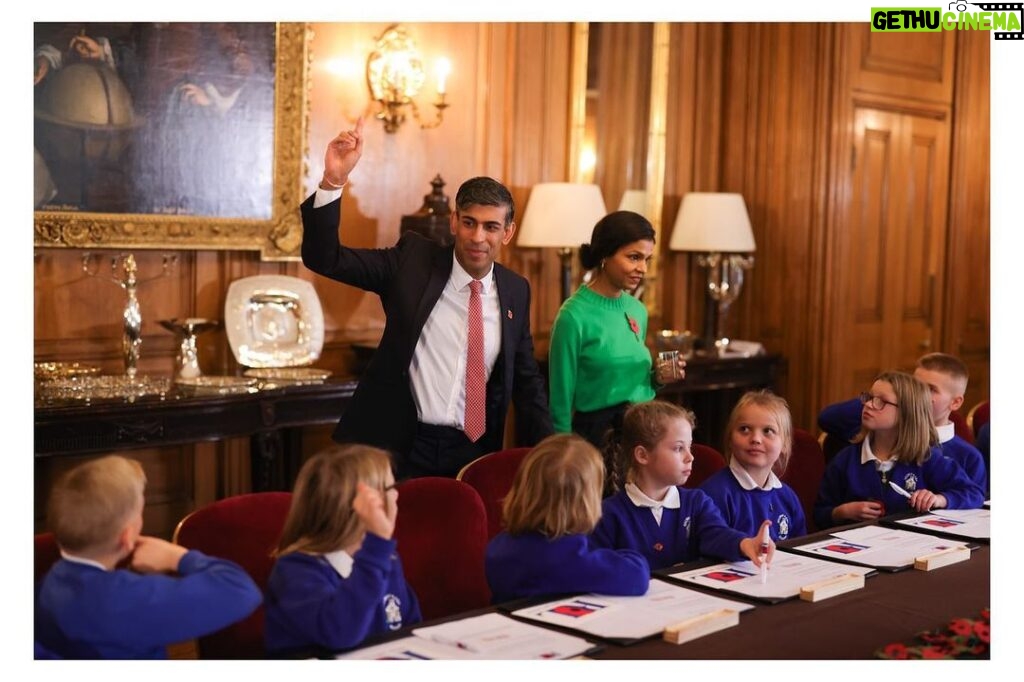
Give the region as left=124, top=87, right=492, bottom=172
left=618, top=189, right=648, bottom=215
left=669, top=192, right=756, bottom=356
left=517, top=182, right=608, bottom=301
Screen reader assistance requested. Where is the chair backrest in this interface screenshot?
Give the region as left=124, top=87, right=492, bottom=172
left=456, top=447, right=532, bottom=540
left=950, top=409, right=974, bottom=444
left=683, top=443, right=727, bottom=489
left=393, top=477, right=491, bottom=621
left=967, top=400, right=989, bottom=440
left=173, top=491, right=292, bottom=659
left=781, top=429, right=826, bottom=534
left=35, top=532, right=61, bottom=584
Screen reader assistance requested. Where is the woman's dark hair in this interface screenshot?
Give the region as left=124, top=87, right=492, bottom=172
left=579, top=210, right=656, bottom=270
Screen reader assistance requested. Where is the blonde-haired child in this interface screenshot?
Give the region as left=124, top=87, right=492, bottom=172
left=814, top=371, right=985, bottom=529
left=36, top=455, right=261, bottom=659
left=264, top=445, right=421, bottom=655
left=591, top=400, right=773, bottom=570
left=484, top=433, right=650, bottom=603
left=700, top=391, right=806, bottom=541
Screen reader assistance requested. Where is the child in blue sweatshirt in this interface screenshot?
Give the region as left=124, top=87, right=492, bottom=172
left=264, top=445, right=421, bottom=655
left=700, top=390, right=807, bottom=542
left=485, top=434, right=650, bottom=603
left=814, top=371, right=985, bottom=529
left=35, top=456, right=261, bottom=659
left=591, top=400, right=774, bottom=571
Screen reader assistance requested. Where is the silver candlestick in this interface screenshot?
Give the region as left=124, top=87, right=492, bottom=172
left=82, top=252, right=177, bottom=377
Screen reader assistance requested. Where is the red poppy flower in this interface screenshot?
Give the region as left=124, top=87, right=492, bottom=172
left=881, top=643, right=909, bottom=659
left=625, top=314, right=640, bottom=340
left=949, top=619, right=972, bottom=637
left=920, top=645, right=950, bottom=659
left=973, top=620, right=990, bottom=643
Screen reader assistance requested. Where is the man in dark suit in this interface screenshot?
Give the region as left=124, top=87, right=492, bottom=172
left=301, top=118, right=553, bottom=478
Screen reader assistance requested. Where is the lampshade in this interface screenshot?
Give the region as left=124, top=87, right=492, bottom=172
left=516, top=183, right=608, bottom=248
left=618, top=189, right=648, bottom=216
left=670, top=192, right=756, bottom=253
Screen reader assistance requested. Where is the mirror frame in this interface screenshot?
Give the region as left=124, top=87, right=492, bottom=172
left=33, top=22, right=310, bottom=261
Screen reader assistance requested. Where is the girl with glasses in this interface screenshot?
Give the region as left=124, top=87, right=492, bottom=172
left=813, top=371, right=983, bottom=529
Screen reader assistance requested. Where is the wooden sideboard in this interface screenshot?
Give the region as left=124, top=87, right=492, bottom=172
left=35, top=378, right=357, bottom=492
left=35, top=353, right=783, bottom=491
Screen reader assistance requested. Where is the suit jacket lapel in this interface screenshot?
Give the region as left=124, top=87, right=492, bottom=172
left=494, top=265, right=514, bottom=382
left=413, top=247, right=453, bottom=336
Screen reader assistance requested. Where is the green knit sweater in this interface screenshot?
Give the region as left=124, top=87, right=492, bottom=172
left=548, top=285, right=656, bottom=433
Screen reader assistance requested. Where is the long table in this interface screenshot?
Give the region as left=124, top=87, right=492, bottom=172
left=596, top=544, right=989, bottom=659
left=338, top=522, right=989, bottom=661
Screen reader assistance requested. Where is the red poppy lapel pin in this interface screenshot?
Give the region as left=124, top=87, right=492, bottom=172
left=625, top=313, right=640, bottom=341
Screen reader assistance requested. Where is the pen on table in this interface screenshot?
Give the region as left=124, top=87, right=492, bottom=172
left=758, top=523, right=770, bottom=585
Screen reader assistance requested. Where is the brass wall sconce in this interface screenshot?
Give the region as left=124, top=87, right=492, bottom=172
left=366, top=24, right=450, bottom=133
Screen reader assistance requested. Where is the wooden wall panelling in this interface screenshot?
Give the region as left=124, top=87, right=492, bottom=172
left=663, top=24, right=726, bottom=343
left=503, top=23, right=574, bottom=350
left=943, top=30, right=990, bottom=411
left=849, top=25, right=955, bottom=105
left=717, top=23, right=835, bottom=431
left=660, top=23, right=699, bottom=338
left=822, top=24, right=954, bottom=408
left=592, top=22, right=654, bottom=211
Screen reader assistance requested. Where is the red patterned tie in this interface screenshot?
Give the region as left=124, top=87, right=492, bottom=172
left=463, top=279, right=486, bottom=442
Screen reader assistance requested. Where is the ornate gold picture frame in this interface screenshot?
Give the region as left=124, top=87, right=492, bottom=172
left=33, top=22, right=309, bottom=261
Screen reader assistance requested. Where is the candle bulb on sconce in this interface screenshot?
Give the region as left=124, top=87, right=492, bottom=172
left=365, top=24, right=451, bottom=133
left=435, top=57, right=451, bottom=96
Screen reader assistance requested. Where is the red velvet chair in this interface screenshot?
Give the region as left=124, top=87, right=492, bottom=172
left=967, top=400, right=989, bottom=441
left=781, top=429, right=826, bottom=534
left=172, top=491, right=292, bottom=659
left=456, top=447, right=532, bottom=540
left=683, top=443, right=727, bottom=489
left=950, top=409, right=974, bottom=444
left=393, top=477, right=491, bottom=621
left=35, top=532, right=61, bottom=584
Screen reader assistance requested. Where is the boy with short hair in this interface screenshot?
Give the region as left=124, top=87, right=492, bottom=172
left=35, top=455, right=262, bottom=659
left=818, top=353, right=987, bottom=494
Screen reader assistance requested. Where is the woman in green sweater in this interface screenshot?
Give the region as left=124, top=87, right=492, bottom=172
left=548, top=210, right=687, bottom=454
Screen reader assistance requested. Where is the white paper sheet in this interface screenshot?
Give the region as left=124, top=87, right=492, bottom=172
left=510, top=579, right=754, bottom=640
left=417, top=612, right=594, bottom=659
left=337, top=613, right=595, bottom=660
left=793, top=525, right=970, bottom=568
left=894, top=508, right=991, bottom=540
left=668, top=552, right=873, bottom=600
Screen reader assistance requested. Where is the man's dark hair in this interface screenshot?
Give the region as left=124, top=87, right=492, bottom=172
left=455, top=176, right=515, bottom=226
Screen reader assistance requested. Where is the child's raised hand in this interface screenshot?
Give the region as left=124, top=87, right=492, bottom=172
left=909, top=489, right=946, bottom=512
left=739, top=520, right=775, bottom=567
left=353, top=481, right=396, bottom=540
left=129, top=536, right=188, bottom=574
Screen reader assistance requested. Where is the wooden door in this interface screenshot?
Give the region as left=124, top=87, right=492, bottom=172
left=831, top=106, right=950, bottom=398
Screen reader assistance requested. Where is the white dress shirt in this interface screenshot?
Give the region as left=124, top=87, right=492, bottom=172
left=313, top=186, right=502, bottom=429
left=410, top=255, right=501, bottom=428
